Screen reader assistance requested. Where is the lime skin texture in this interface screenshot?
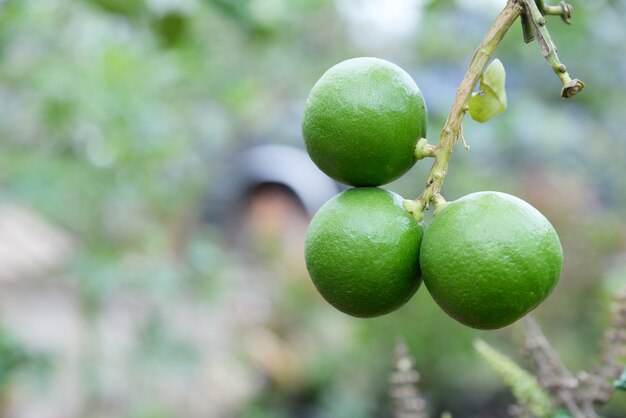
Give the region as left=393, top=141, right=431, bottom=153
left=302, top=57, right=428, bottom=187
left=304, top=188, right=424, bottom=318
left=419, top=191, right=563, bottom=330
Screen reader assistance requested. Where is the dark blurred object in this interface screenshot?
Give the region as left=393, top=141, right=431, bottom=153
left=202, top=144, right=339, bottom=246
left=151, top=11, right=189, bottom=48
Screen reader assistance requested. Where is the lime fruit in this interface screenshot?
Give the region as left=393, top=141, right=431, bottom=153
left=305, top=188, right=423, bottom=317
left=302, top=57, right=427, bottom=187
left=420, top=191, right=563, bottom=329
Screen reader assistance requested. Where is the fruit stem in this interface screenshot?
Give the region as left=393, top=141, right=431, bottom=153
left=431, top=194, right=448, bottom=216
left=413, top=138, right=437, bottom=160
left=403, top=199, right=423, bottom=222
left=415, top=0, right=523, bottom=214
left=522, top=0, right=584, bottom=98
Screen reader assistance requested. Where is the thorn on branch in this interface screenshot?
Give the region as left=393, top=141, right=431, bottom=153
left=459, top=125, right=470, bottom=150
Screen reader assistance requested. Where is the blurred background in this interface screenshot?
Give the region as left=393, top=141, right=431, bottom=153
left=0, top=0, right=624, bottom=417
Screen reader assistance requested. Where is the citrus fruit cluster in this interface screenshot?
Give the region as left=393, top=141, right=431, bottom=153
left=302, top=57, right=563, bottom=329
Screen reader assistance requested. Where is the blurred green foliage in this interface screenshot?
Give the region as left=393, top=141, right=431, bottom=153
left=0, top=329, right=29, bottom=391
left=0, top=0, right=624, bottom=417
left=0, top=327, right=49, bottom=395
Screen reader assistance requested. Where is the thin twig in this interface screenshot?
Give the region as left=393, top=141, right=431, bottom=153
left=521, top=0, right=584, bottom=98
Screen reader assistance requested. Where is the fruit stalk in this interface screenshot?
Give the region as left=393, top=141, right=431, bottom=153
left=415, top=0, right=523, bottom=218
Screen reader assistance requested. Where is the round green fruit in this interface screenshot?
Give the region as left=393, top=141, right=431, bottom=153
left=302, top=57, right=427, bottom=187
left=305, top=188, right=423, bottom=317
left=420, top=191, right=563, bottom=330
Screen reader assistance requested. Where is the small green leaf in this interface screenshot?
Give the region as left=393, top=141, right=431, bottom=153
left=468, top=58, right=507, bottom=123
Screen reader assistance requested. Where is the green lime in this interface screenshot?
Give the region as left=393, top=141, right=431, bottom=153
left=305, top=188, right=423, bottom=317
left=302, top=57, right=427, bottom=187
left=420, top=191, right=563, bottom=330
